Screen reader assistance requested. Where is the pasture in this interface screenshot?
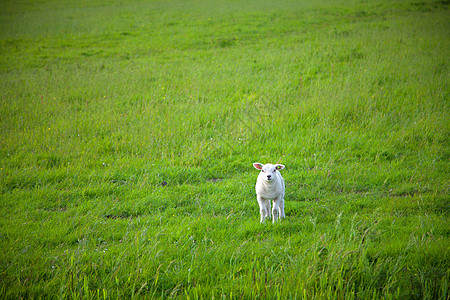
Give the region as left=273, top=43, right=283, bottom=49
left=0, top=0, right=449, bottom=298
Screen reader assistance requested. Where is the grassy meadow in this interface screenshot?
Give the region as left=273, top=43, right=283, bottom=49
left=0, top=0, right=449, bottom=298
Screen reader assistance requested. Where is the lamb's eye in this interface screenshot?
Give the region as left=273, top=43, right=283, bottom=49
left=261, top=170, right=265, bottom=173
left=273, top=170, right=276, bottom=173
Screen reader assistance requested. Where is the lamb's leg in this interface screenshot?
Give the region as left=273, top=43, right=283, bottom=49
left=257, top=196, right=268, bottom=223
left=265, top=199, right=271, bottom=221
left=279, top=197, right=285, bottom=219
left=272, top=198, right=280, bottom=223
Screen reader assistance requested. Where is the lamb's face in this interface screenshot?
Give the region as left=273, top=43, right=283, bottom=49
left=259, top=164, right=278, bottom=182
left=253, top=163, right=285, bottom=182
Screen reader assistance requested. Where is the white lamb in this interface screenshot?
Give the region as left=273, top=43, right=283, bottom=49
left=253, top=162, right=286, bottom=223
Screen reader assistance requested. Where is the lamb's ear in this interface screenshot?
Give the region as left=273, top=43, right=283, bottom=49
left=275, top=164, right=285, bottom=170
left=253, top=163, right=264, bottom=170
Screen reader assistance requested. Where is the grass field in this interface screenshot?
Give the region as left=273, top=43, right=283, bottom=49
left=0, top=0, right=449, bottom=298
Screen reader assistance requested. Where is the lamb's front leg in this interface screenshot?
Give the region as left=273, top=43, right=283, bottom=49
left=272, top=197, right=281, bottom=223
left=257, top=196, right=270, bottom=223
left=279, top=197, right=285, bottom=219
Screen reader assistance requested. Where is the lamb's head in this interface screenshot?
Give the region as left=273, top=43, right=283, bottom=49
left=253, top=162, right=285, bottom=182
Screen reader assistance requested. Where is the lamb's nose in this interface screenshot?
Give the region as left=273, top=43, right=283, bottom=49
left=267, top=175, right=272, bottom=179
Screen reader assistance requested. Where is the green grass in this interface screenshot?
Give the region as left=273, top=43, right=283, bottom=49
left=0, top=0, right=449, bottom=298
